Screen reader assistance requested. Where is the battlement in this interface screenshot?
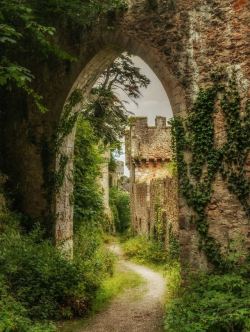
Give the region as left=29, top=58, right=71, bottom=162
left=125, top=116, right=172, bottom=168
left=131, top=116, right=168, bottom=129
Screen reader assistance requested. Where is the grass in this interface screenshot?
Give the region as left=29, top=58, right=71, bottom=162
left=120, top=235, right=181, bottom=305
left=120, top=236, right=169, bottom=271
left=92, top=267, right=144, bottom=311
left=58, top=263, right=144, bottom=332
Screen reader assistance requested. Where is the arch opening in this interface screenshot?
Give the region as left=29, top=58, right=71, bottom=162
left=54, top=37, right=184, bottom=257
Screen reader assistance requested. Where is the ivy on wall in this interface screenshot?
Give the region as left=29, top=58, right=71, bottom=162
left=170, top=72, right=250, bottom=270
left=154, top=200, right=180, bottom=261
left=42, top=90, right=82, bottom=198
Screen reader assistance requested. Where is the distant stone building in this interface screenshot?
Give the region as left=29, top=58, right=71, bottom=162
left=109, top=160, right=124, bottom=187
left=98, top=149, right=112, bottom=219
left=125, top=117, right=179, bottom=246
left=98, top=150, right=127, bottom=233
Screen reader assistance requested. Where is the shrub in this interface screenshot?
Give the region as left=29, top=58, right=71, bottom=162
left=110, top=187, right=130, bottom=234
left=73, top=118, right=104, bottom=228
left=0, top=224, right=87, bottom=320
left=0, top=276, right=55, bottom=332
left=0, top=213, right=116, bottom=329
left=74, top=225, right=116, bottom=305
left=164, top=270, right=250, bottom=332
left=122, top=236, right=168, bottom=265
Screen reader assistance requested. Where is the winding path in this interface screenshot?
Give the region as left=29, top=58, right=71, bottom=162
left=81, top=244, right=166, bottom=332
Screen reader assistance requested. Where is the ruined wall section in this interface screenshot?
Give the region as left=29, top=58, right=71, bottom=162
left=110, top=160, right=124, bottom=188
left=150, top=176, right=179, bottom=247
left=126, top=116, right=179, bottom=246
left=98, top=149, right=112, bottom=219
left=1, top=0, right=249, bottom=266
left=128, top=116, right=172, bottom=162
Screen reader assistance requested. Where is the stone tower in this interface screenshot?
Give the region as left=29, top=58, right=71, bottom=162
left=125, top=117, right=178, bottom=243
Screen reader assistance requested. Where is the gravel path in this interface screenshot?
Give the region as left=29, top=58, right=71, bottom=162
left=81, top=243, right=166, bottom=332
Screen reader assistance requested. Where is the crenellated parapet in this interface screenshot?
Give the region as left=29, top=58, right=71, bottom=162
left=125, top=116, right=178, bottom=243
left=126, top=116, right=172, bottom=170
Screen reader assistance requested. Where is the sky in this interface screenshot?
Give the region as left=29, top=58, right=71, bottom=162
left=117, top=56, right=173, bottom=124
left=115, top=56, right=173, bottom=176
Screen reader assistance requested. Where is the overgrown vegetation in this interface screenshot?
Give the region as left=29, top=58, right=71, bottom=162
left=170, top=72, right=250, bottom=269
left=110, top=187, right=130, bottom=234
left=164, top=72, right=250, bottom=331
left=73, top=117, right=104, bottom=228
left=122, top=236, right=169, bottom=266
left=0, top=210, right=115, bottom=330
left=164, top=267, right=250, bottom=332
left=0, top=0, right=127, bottom=111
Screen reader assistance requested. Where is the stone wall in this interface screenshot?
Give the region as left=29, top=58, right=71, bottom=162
left=126, top=116, right=179, bottom=247
left=150, top=177, right=179, bottom=246
left=0, top=0, right=249, bottom=268
left=98, top=149, right=113, bottom=218
left=110, top=160, right=124, bottom=187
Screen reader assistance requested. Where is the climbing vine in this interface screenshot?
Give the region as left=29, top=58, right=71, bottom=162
left=154, top=201, right=180, bottom=261
left=154, top=202, right=165, bottom=243
left=170, top=72, right=250, bottom=269
left=54, top=89, right=83, bottom=153
left=40, top=89, right=82, bottom=217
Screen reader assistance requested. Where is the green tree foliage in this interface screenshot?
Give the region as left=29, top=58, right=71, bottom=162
left=84, top=53, right=150, bottom=145
left=73, top=116, right=104, bottom=227
left=164, top=269, right=250, bottom=332
left=0, top=0, right=127, bottom=111
left=29, top=0, right=127, bottom=27
left=0, top=0, right=58, bottom=112
left=110, top=187, right=130, bottom=233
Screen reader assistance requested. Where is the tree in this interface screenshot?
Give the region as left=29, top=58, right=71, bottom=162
left=83, top=53, right=151, bottom=145
left=0, top=0, right=127, bottom=112
left=0, top=0, right=58, bottom=112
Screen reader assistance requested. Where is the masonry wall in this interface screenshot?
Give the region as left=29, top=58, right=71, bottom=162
left=150, top=177, right=179, bottom=245
left=0, top=0, right=249, bottom=267
left=98, top=149, right=112, bottom=219
left=126, top=116, right=179, bottom=248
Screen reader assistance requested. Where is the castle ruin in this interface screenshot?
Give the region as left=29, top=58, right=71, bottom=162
left=125, top=117, right=179, bottom=246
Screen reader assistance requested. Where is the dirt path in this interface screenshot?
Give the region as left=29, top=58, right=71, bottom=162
left=81, top=243, right=166, bottom=332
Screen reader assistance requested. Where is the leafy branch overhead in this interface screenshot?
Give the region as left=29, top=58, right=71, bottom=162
left=0, top=0, right=127, bottom=112
left=84, top=53, right=150, bottom=145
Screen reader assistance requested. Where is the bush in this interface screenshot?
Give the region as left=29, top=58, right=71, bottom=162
left=0, top=276, right=56, bottom=332
left=73, top=118, right=104, bottom=228
left=0, top=213, right=115, bottom=329
left=110, top=187, right=130, bottom=234
left=122, top=236, right=168, bottom=265
left=0, top=224, right=86, bottom=320
left=164, top=270, right=250, bottom=332
left=74, top=225, right=116, bottom=306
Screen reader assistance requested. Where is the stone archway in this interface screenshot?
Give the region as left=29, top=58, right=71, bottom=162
left=1, top=0, right=249, bottom=269
left=54, top=33, right=186, bottom=256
